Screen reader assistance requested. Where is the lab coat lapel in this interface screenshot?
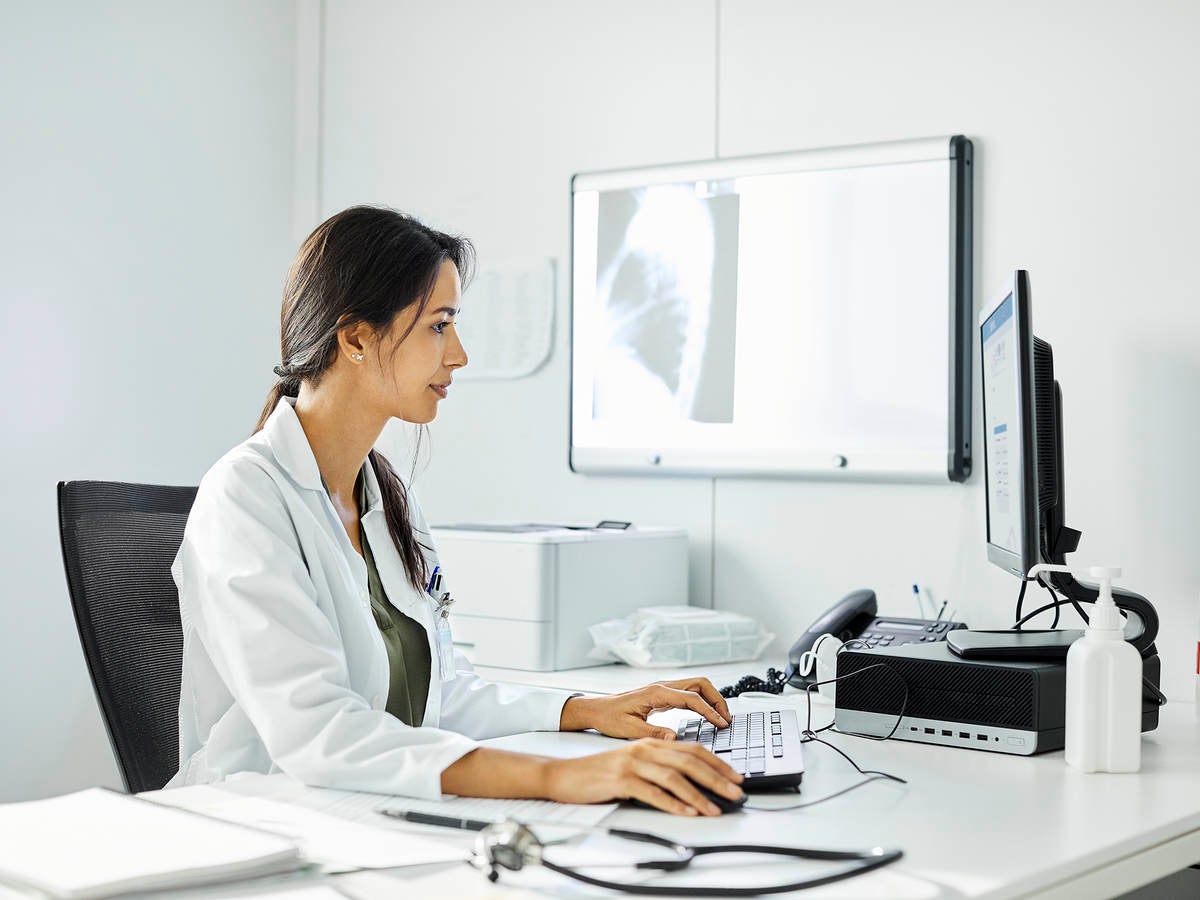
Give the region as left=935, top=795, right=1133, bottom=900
left=359, top=457, right=443, bottom=727
left=260, top=398, right=325, bottom=493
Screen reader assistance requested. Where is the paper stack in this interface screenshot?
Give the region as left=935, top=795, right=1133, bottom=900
left=0, top=787, right=302, bottom=898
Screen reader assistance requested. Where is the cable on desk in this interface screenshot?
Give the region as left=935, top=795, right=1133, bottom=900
left=745, top=662, right=909, bottom=812
left=743, top=774, right=897, bottom=812
left=719, top=665, right=791, bottom=698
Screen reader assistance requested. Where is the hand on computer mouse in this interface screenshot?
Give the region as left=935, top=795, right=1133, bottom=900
left=541, top=739, right=744, bottom=816
left=629, top=780, right=748, bottom=815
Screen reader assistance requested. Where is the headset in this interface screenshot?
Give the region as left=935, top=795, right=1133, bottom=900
left=470, top=818, right=902, bottom=896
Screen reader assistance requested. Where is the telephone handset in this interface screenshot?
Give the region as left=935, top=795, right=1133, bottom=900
left=786, top=588, right=968, bottom=688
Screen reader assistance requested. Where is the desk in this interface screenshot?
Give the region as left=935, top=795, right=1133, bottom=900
left=138, top=661, right=1200, bottom=899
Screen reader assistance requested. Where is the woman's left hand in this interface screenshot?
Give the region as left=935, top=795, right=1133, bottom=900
left=559, top=677, right=732, bottom=740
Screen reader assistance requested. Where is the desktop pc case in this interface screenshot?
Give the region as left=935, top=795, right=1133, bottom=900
left=833, top=642, right=1161, bottom=756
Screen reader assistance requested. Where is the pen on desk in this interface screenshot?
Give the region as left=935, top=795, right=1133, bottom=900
left=381, top=808, right=493, bottom=831
left=912, top=584, right=926, bottom=618
left=935, top=600, right=948, bottom=622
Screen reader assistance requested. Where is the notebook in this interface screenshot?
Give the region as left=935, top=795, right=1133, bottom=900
left=0, top=787, right=302, bottom=899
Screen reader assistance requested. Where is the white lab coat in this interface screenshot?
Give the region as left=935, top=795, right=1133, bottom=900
left=168, top=397, right=575, bottom=799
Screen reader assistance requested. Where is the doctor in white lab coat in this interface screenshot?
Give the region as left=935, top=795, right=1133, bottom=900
left=170, top=206, right=745, bottom=816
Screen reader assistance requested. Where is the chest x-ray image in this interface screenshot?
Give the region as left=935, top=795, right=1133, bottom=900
left=591, top=184, right=740, bottom=424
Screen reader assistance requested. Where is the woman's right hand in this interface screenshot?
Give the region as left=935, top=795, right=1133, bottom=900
left=542, top=738, right=744, bottom=816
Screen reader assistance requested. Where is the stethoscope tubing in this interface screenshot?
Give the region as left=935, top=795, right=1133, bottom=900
left=538, top=828, right=903, bottom=897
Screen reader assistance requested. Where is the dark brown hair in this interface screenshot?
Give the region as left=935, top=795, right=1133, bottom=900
left=256, top=205, right=475, bottom=592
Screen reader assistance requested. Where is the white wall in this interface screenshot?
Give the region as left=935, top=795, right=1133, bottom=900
left=319, top=0, right=1200, bottom=701
left=0, top=1, right=297, bottom=801
left=4, top=0, right=1197, bottom=805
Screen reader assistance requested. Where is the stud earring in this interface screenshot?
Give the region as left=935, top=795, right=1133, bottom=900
left=351, top=353, right=364, bottom=361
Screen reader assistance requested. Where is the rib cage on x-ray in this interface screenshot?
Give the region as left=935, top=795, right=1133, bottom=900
left=592, top=186, right=740, bottom=424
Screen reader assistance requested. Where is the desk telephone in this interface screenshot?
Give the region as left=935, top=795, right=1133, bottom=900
left=785, top=589, right=967, bottom=689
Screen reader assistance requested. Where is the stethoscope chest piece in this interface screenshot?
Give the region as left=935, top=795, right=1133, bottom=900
left=472, top=819, right=544, bottom=882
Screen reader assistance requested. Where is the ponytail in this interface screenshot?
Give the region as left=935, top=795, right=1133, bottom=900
left=253, top=367, right=302, bottom=434
left=369, top=448, right=431, bottom=593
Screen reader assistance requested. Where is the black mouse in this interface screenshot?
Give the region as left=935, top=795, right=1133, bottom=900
left=628, top=781, right=747, bottom=815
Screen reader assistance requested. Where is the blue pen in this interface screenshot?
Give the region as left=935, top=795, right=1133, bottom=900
left=427, top=565, right=440, bottom=593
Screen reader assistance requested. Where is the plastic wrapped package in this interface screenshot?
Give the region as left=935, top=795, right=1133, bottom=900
left=588, top=606, right=774, bottom=668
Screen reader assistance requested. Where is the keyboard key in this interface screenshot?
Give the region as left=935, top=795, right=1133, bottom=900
left=749, top=758, right=767, bottom=774
left=772, top=747, right=784, bottom=757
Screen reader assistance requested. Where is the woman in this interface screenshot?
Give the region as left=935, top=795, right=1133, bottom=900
left=169, top=206, right=744, bottom=816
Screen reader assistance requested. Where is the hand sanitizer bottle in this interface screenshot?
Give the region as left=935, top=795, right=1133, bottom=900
left=1028, top=565, right=1142, bottom=772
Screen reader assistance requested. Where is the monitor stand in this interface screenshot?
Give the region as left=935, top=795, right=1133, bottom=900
left=947, top=628, right=1081, bottom=659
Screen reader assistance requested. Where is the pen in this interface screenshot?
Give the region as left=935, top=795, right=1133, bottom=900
left=426, top=565, right=440, bottom=593
left=912, top=584, right=926, bottom=618
left=935, top=600, right=948, bottom=622
left=380, top=808, right=493, bottom=831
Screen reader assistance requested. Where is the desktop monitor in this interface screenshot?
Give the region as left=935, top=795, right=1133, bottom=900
left=967, top=271, right=1159, bottom=663
left=979, top=270, right=1068, bottom=579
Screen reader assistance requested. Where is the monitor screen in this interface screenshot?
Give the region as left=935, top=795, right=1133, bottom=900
left=569, top=136, right=972, bottom=481
left=979, top=273, right=1038, bottom=577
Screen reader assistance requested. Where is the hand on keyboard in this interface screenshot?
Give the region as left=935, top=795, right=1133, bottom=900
left=559, top=677, right=732, bottom=740
left=678, top=710, right=803, bottom=781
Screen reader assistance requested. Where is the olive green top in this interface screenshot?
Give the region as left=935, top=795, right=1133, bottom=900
left=326, top=471, right=432, bottom=727
left=361, top=526, right=431, bottom=727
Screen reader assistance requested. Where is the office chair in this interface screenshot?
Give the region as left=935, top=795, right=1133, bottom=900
left=57, top=480, right=197, bottom=793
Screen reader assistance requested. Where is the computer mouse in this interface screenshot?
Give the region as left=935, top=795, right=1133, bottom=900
left=628, top=781, right=747, bottom=815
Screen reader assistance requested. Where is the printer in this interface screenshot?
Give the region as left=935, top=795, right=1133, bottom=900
left=429, top=523, right=689, bottom=671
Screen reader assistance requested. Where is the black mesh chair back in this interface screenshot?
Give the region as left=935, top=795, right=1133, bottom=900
left=57, top=480, right=197, bottom=793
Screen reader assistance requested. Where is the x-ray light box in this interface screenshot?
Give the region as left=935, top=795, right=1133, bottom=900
left=569, top=135, right=973, bottom=482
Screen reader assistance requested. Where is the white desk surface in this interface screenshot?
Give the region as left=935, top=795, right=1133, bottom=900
left=138, top=661, right=1200, bottom=900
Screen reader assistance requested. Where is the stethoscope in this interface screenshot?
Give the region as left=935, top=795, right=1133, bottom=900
left=471, top=818, right=902, bottom=896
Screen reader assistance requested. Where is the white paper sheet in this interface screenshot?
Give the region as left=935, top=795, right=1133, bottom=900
left=456, top=258, right=555, bottom=379
left=0, top=788, right=300, bottom=898
left=215, top=888, right=347, bottom=900
left=214, top=773, right=617, bottom=844
left=147, top=787, right=464, bottom=872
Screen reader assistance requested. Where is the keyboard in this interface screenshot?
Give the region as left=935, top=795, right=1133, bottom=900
left=676, top=710, right=804, bottom=790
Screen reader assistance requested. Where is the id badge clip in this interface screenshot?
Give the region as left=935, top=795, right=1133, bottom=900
left=427, top=566, right=455, bottom=680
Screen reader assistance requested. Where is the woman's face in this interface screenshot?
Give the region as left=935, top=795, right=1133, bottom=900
left=374, top=260, right=468, bottom=424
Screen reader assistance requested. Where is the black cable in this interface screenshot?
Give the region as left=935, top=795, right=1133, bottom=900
left=1012, top=592, right=1167, bottom=707
left=719, top=665, right=791, bottom=699
left=804, top=663, right=909, bottom=743
left=743, top=774, right=896, bottom=812
left=1014, top=577, right=1029, bottom=628
left=745, top=664, right=908, bottom=812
